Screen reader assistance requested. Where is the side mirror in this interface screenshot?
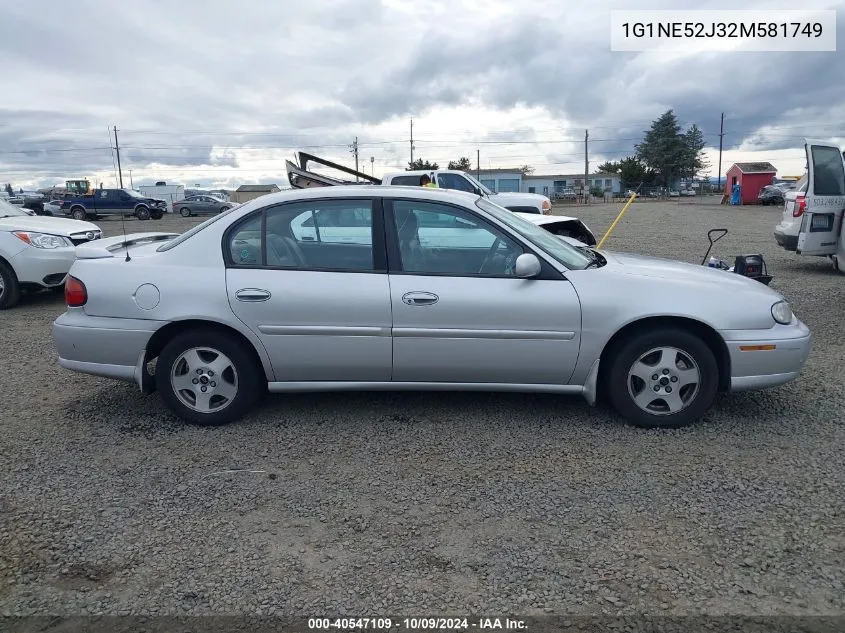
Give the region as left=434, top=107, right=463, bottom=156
left=514, top=253, right=541, bottom=278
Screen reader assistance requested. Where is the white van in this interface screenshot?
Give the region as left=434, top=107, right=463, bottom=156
left=791, top=139, right=845, bottom=274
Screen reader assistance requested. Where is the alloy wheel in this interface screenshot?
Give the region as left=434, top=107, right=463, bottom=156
left=170, top=347, right=239, bottom=413
left=626, top=346, right=701, bottom=416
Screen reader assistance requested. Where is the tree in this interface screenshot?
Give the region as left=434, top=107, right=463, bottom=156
left=447, top=157, right=472, bottom=171
left=407, top=158, right=439, bottom=170
left=618, top=156, right=655, bottom=190
left=596, top=161, right=620, bottom=174
left=4, top=184, right=12, bottom=196
left=683, top=124, right=709, bottom=180
left=519, top=164, right=534, bottom=175
left=635, top=109, right=687, bottom=187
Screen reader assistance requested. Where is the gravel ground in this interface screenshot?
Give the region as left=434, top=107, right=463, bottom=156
left=1, top=198, right=843, bottom=619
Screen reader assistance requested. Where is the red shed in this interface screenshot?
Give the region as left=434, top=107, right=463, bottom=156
left=724, top=162, right=777, bottom=204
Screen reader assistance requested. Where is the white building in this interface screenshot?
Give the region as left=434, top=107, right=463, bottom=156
left=523, top=173, right=622, bottom=196
left=472, top=168, right=622, bottom=196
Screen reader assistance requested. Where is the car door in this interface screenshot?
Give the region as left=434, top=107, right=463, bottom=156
left=385, top=198, right=582, bottom=385
left=796, top=139, right=845, bottom=256
left=224, top=197, right=392, bottom=382
left=436, top=172, right=479, bottom=194
left=95, top=189, right=114, bottom=214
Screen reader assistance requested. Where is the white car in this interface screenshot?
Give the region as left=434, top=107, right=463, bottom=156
left=42, top=200, right=64, bottom=216
left=512, top=212, right=596, bottom=248
left=0, top=198, right=102, bottom=309
left=774, top=174, right=809, bottom=252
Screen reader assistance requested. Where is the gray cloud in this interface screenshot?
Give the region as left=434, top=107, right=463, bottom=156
left=1, top=0, right=844, bottom=187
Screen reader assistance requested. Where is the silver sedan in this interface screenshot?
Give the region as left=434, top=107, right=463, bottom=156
left=174, top=195, right=233, bottom=217
left=52, top=186, right=811, bottom=429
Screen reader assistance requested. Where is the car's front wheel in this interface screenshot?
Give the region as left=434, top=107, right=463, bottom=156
left=156, top=330, right=263, bottom=426
left=607, top=328, right=719, bottom=429
left=0, top=260, right=21, bottom=310
left=135, top=206, right=151, bottom=220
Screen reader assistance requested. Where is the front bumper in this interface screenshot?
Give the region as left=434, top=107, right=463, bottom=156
left=12, top=245, right=77, bottom=287
left=722, top=320, right=811, bottom=392
left=53, top=310, right=163, bottom=384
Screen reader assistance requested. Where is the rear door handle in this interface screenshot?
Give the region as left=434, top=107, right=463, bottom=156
left=235, top=288, right=271, bottom=302
left=402, top=291, right=438, bottom=306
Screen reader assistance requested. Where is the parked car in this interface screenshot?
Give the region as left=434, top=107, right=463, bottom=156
left=61, top=188, right=166, bottom=221
left=285, top=151, right=554, bottom=215
left=175, top=195, right=234, bottom=217
left=512, top=212, right=596, bottom=246
left=53, top=186, right=810, bottom=430
left=758, top=182, right=794, bottom=206
left=786, top=140, right=845, bottom=273
left=774, top=174, right=809, bottom=251
left=0, top=198, right=102, bottom=309
left=42, top=200, right=64, bottom=216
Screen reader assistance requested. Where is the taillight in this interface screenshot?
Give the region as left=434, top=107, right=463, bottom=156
left=792, top=195, right=806, bottom=217
left=65, top=275, right=87, bottom=307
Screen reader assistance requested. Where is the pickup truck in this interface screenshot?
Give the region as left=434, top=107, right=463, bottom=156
left=60, top=188, right=167, bottom=221
left=285, top=152, right=553, bottom=215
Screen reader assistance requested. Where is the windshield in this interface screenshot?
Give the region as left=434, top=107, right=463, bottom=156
left=0, top=198, right=28, bottom=218
left=462, top=173, right=494, bottom=196
left=157, top=204, right=241, bottom=251
left=475, top=198, right=594, bottom=269
left=125, top=189, right=145, bottom=198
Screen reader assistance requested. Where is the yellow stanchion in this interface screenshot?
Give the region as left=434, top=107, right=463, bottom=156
left=596, top=192, right=638, bottom=249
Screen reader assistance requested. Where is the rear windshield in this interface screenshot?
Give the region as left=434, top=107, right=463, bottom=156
left=157, top=205, right=241, bottom=251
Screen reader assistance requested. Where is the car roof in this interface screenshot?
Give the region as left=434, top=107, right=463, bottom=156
left=243, top=185, right=482, bottom=208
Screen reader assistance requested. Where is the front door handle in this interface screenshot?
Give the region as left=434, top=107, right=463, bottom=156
left=235, top=288, right=271, bottom=302
left=402, top=291, right=438, bottom=306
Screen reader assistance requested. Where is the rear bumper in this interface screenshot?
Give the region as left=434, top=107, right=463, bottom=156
left=53, top=310, right=163, bottom=384
left=773, top=230, right=798, bottom=251
left=722, top=320, right=811, bottom=392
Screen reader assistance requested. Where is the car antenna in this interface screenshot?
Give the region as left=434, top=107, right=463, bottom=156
left=120, top=199, right=131, bottom=262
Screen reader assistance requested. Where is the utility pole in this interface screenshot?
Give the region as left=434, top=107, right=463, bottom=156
left=477, top=149, right=480, bottom=182
left=129, top=170, right=134, bottom=188
left=370, top=156, right=374, bottom=176
left=350, top=137, right=359, bottom=181
left=584, top=129, right=589, bottom=204
left=717, top=112, right=725, bottom=192
left=113, top=125, right=124, bottom=188
left=410, top=118, right=415, bottom=165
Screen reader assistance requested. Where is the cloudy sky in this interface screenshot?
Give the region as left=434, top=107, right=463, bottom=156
left=1, top=0, right=844, bottom=190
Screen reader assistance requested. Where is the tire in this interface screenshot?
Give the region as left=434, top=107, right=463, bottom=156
left=179, top=207, right=191, bottom=217
left=70, top=207, right=87, bottom=221
left=135, top=205, right=151, bottom=220
left=219, top=207, right=230, bottom=213
left=155, top=329, right=263, bottom=426
left=606, top=328, right=719, bottom=429
left=0, top=259, right=21, bottom=310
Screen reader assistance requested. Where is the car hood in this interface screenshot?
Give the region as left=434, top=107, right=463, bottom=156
left=0, top=214, right=100, bottom=236
left=603, top=251, right=783, bottom=298
left=493, top=191, right=548, bottom=201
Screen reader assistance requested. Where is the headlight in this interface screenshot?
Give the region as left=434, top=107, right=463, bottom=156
left=13, top=231, right=72, bottom=249
left=771, top=300, right=793, bottom=325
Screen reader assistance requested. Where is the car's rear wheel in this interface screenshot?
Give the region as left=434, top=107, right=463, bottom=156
left=135, top=206, right=151, bottom=220
left=0, top=260, right=21, bottom=310
left=71, top=207, right=87, bottom=221
left=219, top=206, right=230, bottom=213
left=607, top=328, right=719, bottom=429
left=156, top=330, right=263, bottom=426
left=180, top=207, right=191, bottom=217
